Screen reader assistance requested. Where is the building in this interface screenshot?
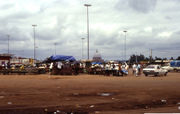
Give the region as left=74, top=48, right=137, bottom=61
left=92, top=50, right=104, bottom=62
left=0, top=53, right=13, bottom=65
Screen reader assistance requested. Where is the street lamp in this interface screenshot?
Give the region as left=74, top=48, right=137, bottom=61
left=7, top=35, right=10, bottom=54
left=54, top=42, right=57, bottom=55
left=81, top=38, right=85, bottom=59
left=123, top=30, right=127, bottom=61
left=84, top=4, right=91, bottom=60
left=32, top=24, right=37, bottom=63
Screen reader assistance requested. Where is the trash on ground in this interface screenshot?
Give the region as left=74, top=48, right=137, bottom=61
left=98, top=93, right=112, bottom=97
left=0, top=96, right=4, bottom=99
left=95, top=111, right=100, bottom=113
left=178, top=106, right=180, bottom=110
left=161, top=99, right=167, bottom=103
left=44, top=108, right=48, bottom=112
left=75, top=104, right=81, bottom=107
left=90, top=105, right=94, bottom=108
left=7, top=102, right=12, bottom=105
left=145, top=106, right=148, bottom=109
left=56, top=110, right=60, bottom=113
left=73, top=93, right=79, bottom=96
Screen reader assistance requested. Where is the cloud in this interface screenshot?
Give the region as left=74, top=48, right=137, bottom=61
left=115, top=0, right=157, bottom=13
left=0, top=0, right=180, bottom=60
left=128, top=0, right=157, bottom=13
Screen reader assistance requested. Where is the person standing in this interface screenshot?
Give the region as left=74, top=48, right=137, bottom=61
left=132, top=63, right=137, bottom=75
left=137, top=63, right=141, bottom=75
left=119, top=63, right=123, bottom=76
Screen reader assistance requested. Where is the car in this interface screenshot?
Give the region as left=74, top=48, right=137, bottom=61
left=161, top=65, right=174, bottom=72
left=143, top=65, right=168, bottom=76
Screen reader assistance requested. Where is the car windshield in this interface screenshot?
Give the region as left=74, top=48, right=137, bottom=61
left=146, top=65, right=155, bottom=68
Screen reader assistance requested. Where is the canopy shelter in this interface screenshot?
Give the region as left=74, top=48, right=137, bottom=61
left=49, top=55, right=76, bottom=62
left=91, top=61, right=103, bottom=65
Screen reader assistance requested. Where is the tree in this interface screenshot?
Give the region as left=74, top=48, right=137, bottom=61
left=177, top=56, right=180, bottom=60
left=170, top=57, right=174, bottom=60
left=129, top=54, right=145, bottom=63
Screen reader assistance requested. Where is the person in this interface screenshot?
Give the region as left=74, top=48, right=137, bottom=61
left=137, top=63, right=141, bottom=75
left=20, top=65, right=24, bottom=71
left=132, top=63, right=137, bottom=75
left=74, top=63, right=79, bottom=75
left=105, top=63, right=110, bottom=76
left=135, top=65, right=139, bottom=76
left=57, top=62, right=63, bottom=69
left=7, top=62, right=11, bottom=69
left=49, top=62, right=53, bottom=73
left=118, top=63, right=123, bottom=76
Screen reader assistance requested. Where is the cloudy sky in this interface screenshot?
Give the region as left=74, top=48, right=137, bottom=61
left=0, top=0, right=180, bottom=60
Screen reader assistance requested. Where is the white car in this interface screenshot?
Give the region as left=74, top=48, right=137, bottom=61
left=161, top=65, right=174, bottom=72
left=143, top=65, right=168, bottom=76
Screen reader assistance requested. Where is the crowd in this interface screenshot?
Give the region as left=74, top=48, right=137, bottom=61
left=89, top=62, right=144, bottom=77
left=0, top=60, right=144, bottom=76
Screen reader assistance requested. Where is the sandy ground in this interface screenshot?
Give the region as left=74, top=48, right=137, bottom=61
left=0, top=71, right=180, bottom=114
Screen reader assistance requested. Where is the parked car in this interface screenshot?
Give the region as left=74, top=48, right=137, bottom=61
left=170, top=60, right=180, bottom=72
left=143, top=65, right=168, bottom=76
left=161, top=65, right=174, bottom=72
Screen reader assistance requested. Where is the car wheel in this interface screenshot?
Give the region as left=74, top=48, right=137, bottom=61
left=164, top=72, right=167, bottom=76
left=145, top=74, right=148, bottom=76
left=154, top=73, right=158, bottom=76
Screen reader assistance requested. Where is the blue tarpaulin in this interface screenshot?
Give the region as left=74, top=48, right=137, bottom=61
left=50, top=55, right=76, bottom=61
left=170, top=60, right=180, bottom=67
left=92, top=62, right=103, bottom=65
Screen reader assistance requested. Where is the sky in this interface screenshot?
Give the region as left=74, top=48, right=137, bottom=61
left=0, top=0, right=180, bottom=60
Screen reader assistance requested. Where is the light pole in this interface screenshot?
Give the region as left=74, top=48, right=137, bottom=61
left=54, top=42, right=57, bottom=55
left=84, top=4, right=91, bottom=60
left=81, top=38, right=85, bottom=59
left=32, top=24, right=37, bottom=63
left=123, top=30, right=127, bottom=61
left=7, top=35, right=10, bottom=54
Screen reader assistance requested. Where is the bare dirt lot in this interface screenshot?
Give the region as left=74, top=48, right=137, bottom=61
left=0, top=72, right=180, bottom=114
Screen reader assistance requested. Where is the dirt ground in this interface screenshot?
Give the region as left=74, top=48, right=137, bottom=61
left=0, top=71, right=180, bottom=114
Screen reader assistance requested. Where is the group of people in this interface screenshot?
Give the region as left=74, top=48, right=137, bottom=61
left=132, top=63, right=142, bottom=76
left=49, top=62, right=80, bottom=75
left=103, top=62, right=129, bottom=76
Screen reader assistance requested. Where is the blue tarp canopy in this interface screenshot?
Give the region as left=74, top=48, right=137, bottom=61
left=50, top=55, right=76, bottom=61
left=170, top=60, right=180, bottom=67
left=92, top=62, right=103, bottom=65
